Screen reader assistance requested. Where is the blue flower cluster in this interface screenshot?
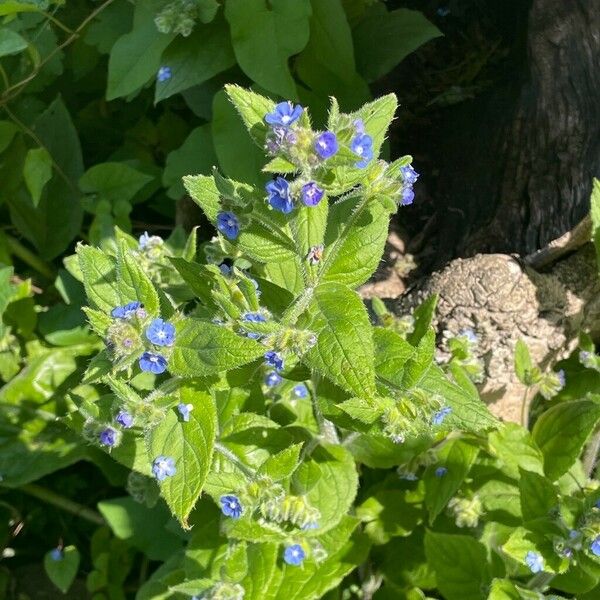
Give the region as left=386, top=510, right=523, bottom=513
left=265, top=351, right=284, bottom=371
left=111, top=301, right=144, bottom=320
left=265, top=177, right=325, bottom=214
left=139, top=318, right=175, bottom=375
left=350, top=120, right=374, bottom=169
left=400, top=164, right=419, bottom=206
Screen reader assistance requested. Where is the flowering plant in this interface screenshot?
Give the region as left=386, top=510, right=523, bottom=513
left=11, top=89, right=600, bottom=599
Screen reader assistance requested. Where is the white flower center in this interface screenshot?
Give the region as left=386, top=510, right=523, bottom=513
left=281, top=115, right=291, bottom=124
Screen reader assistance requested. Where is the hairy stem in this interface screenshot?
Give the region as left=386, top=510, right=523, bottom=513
left=520, top=385, right=532, bottom=429
left=18, top=483, right=105, bottom=525
left=5, top=235, right=56, bottom=280
left=526, top=572, right=554, bottom=591
left=215, top=442, right=256, bottom=478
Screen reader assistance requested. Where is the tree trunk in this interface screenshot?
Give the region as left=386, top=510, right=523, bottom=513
left=432, top=0, right=600, bottom=263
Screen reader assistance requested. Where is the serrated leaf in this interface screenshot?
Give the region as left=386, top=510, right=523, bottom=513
left=518, top=468, right=558, bottom=523
left=424, top=438, right=479, bottom=524
left=257, top=444, right=303, bottom=481
left=407, top=295, right=438, bottom=346
left=116, top=242, right=160, bottom=316
left=147, top=384, right=217, bottom=527
left=290, top=200, right=328, bottom=285
left=488, top=423, right=544, bottom=478
left=424, top=531, right=491, bottom=600
left=77, top=244, right=119, bottom=313
left=23, top=147, right=52, bottom=206
left=532, top=398, right=600, bottom=480
left=321, top=194, right=389, bottom=288
left=44, top=546, right=80, bottom=593
left=170, top=319, right=264, bottom=376
left=303, top=282, right=376, bottom=398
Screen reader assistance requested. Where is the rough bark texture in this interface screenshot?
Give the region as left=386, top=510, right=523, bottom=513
left=434, top=0, right=600, bottom=262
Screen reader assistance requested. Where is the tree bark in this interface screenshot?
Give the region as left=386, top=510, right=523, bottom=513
left=432, top=0, right=600, bottom=263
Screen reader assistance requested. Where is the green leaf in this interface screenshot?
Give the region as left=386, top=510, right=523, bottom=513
left=116, top=242, right=161, bottom=315
left=163, top=125, right=217, bottom=199
left=107, top=3, right=174, bottom=100
left=424, top=438, right=479, bottom=524
left=212, top=89, right=266, bottom=187
left=147, top=384, right=217, bottom=527
left=488, top=579, right=544, bottom=600
left=224, top=0, right=312, bottom=99
left=257, top=443, right=303, bottom=481
left=224, top=84, right=276, bottom=148
left=303, top=282, right=376, bottom=398
left=77, top=245, right=119, bottom=313
left=407, top=295, right=438, bottom=346
left=155, top=16, right=235, bottom=102
left=591, top=178, right=600, bottom=272
left=290, top=200, right=328, bottom=285
left=44, top=546, right=80, bottom=594
left=348, top=93, right=397, bottom=158
left=0, top=121, right=19, bottom=153
left=23, top=147, right=52, bottom=207
left=80, top=162, right=153, bottom=204
left=98, top=497, right=183, bottom=561
left=488, top=423, right=545, bottom=478
left=502, top=527, right=568, bottom=574
left=0, top=27, right=27, bottom=56
left=514, top=339, right=534, bottom=384
left=424, top=531, right=491, bottom=600
left=518, top=468, right=558, bottom=523
left=354, top=7, right=442, bottom=82
left=532, top=398, right=600, bottom=480
left=321, top=195, right=390, bottom=288
left=170, top=319, right=264, bottom=377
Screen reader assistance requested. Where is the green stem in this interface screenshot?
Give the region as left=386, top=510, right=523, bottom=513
left=526, top=572, right=554, bottom=591
left=17, top=483, right=105, bottom=525
left=520, top=385, right=531, bottom=430
left=310, top=373, right=339, bottom=444
left=282, top=286, right=314, bottom=326
left=5, top=235, right=56, bottom=280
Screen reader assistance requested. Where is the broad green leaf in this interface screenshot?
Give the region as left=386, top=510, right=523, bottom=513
left=532, top=398, right=600, bottom=480
left=107, top=3, right=174, bottom=100
left=502, top=527, right=568, bottom=574
left=147, top=384, right=217, bottom=527
left=77, top=245, right=119, bottom=313
left=170, top=319, right=264, bottom=376
left=407, top=295, right=438, bottom=346
left=0, top=27, right=27, bottom=56
left=354, top=7, right=442, bottom=82
left=321, top=195, right=389, bottom=288
left=424, top=438, right=479, bottom=523
left=373, top=327, right=414, bottom=387
left=514, top=339, right=534, bottom=384
left=163, top=125, right=216, bottom=199
left=116, top=242, right=161, bottom=315
left=212, top=89, right=266, bottom=187
left=0, top=121, right=19, bottom=153
left=290, top=200, right=328, bottom=285
left=23, top=147, right=52, bottom=207
left=401, top=328, right=435, bottom=389
left=303, top=282, right=376, bottom=398
left=155, top=16, right=235, bottom=102
left=348, top=93, right=397, bottom=157
left=224, top=84, right=275, bottom=148
left=488, top=423, right=544, bottom=478
left=591, top=178, right=600, bottom=272
left=44, top=545, right=80, bottom=594
left=97, top=497, right=183, bottom=561
left=224, top=0, right=312, bottom=99
left=264, top=258, right=304, bottom=294
left=424, top=531, right=491, bottom=600
left=518, top=468, right=558, bottom=523
left=8, top=97, right=83, bottom=259
left=80, top=162, right=153, bottom=204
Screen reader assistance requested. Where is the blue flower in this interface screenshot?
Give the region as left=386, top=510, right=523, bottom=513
left=111, top=301, right=142, bottom=319
left=139, top=352, right=168, bottom=374
left=401, top=186, right=415, bottom=206
left=152, top=456, right=176, bottom=481
left=220, top=494, right=243, bottom=518
left=431, top=406, right=452, bottom=425
left=314, top=131, right=338, bottom=159
left=591, top=536, right=600, bottom=557
left=99, top=427, right=118, bottom=447
left=177, top=403, right=194, bottom=422
left=353, top=118, right=365, bottom=134
left=242, top=312, right=267, bottom=323
left=146, top=318, right=176, bottom=347
left=283, top=544, right=305, bottom=566
left=351, top=133, right=373, bottom=168
left=459, top=328, right=478, bottom=344
left=139, top=231, right=151, bottom=249
left=293, top=384, right=308, bottom=398
left=525, top=551, right=544, bottom=573
left=216, top=211, right=240, bottom=240
left=265, top=351, right=284, bottom=371
left=302, top=521, right=319, bottom=530
left=116, top=411, right=133, bottom=428
left=265, top=371, right=282, bottom=387
left=219, top=263, right=232, bottom=276
left=50, top=548, right=63, bottom=561
left=266, top=177, right=294, bottom=213
left=435, top=467, right=448, bottom=477
left=401, top=164, right=419, bottom=185
left=265, top=101, right=303, bottom=128
left=557, top=369, right=566, bottom=388
left=301, top=182, right=324, bottom=207
left=157, top=66, right=172, bottom=82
